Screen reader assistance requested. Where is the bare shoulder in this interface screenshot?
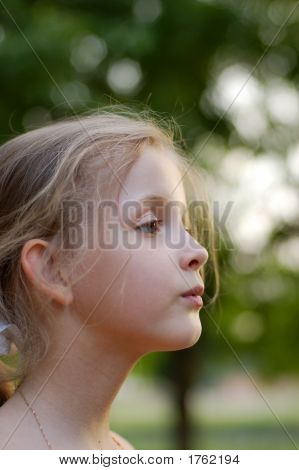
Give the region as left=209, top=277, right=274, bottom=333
left=111, top=430, right=135, bottom=450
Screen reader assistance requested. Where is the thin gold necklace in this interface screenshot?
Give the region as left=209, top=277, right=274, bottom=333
left=18, top=389, right=124, bottom=450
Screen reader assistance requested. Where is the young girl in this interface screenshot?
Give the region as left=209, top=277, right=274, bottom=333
left=0, top=106, right=217, bottom=450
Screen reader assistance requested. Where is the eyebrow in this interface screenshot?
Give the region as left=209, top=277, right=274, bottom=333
left=138, top=194, right=187, bottom=215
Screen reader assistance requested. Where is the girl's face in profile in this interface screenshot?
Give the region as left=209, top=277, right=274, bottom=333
left=71, top=144, right=208, bottom=355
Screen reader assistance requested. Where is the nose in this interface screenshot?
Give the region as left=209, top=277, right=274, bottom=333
left=179, top=239, right=209, bottom=271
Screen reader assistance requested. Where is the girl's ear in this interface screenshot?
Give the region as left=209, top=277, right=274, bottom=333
left=21, top=239, right=73, bottom=307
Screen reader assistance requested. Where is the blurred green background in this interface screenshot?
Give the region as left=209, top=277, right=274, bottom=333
left=0, top=0, right=299, bottom=449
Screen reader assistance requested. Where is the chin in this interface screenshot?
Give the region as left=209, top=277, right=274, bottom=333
left=176, top=324, right=202, bottom=350
left=151, top=322, right=202, bottom=352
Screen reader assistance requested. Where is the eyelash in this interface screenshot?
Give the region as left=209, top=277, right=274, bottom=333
left=136, top=219, right=193, bottom=236
left=136, top=219, right=163, bottom=235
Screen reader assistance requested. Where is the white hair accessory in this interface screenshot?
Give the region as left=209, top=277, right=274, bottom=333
left=0, top=322, right=22, bottom=356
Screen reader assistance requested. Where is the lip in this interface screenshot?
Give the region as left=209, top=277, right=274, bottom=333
left=181, top=284, right=204, bottom=310
left=181, top=284, right=204, bottom=298
left=181, top=295, right=203, bottom=309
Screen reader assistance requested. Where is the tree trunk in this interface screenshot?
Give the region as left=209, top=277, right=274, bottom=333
left=173, top=347, right=197, bottom=449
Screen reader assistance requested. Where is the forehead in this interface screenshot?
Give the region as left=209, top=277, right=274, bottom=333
left=119, top=144, right=186, bottom=207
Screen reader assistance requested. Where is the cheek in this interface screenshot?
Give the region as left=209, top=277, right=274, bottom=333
left=109, top=251, right=172, bottom=324
left=71, top=248, right=128, bottom=323
left=71, top=248, right=171, bottom=328
left=70, top=247, right=201, bottom=353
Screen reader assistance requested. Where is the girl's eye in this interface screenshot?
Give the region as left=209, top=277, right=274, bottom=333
left=136, top=219, right=193, bottom=236
left=136, top=219, right=162, bottom=234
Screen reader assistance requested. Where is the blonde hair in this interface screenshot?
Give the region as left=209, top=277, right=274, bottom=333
left=0, top=105, right=218, bottom=404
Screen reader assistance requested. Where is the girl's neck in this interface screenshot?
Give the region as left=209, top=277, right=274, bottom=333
left=8, top=317, right=140, bottom=449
